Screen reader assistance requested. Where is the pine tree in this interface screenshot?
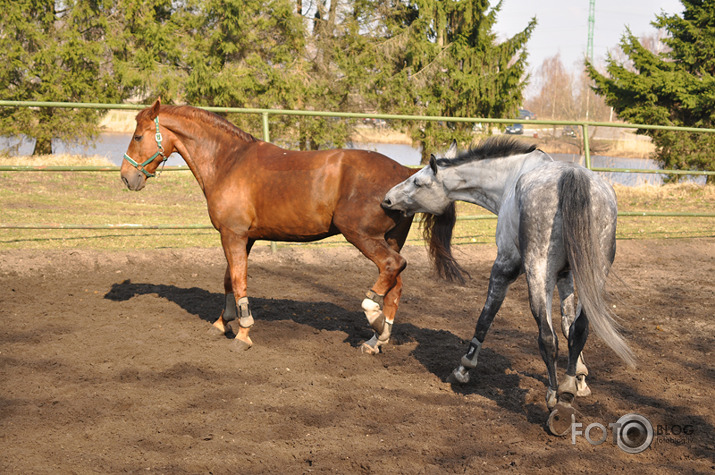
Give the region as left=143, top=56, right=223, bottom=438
left=179, top=0, right=311, bottom=143
left=368, top=0, right=535, bottom=163
left=586, top=0, right=715, bottom=182
left=0, top=0, right=128, bottom=155
left=108, top=0, right=187, bottom=103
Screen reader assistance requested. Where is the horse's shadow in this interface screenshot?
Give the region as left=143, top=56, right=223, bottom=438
left=104, top=279, right=545, bottom=423
left=103, top=279, right=715, bottom=452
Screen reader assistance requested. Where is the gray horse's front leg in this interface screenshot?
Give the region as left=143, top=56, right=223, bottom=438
left=451, top=255, right=521, bottom=383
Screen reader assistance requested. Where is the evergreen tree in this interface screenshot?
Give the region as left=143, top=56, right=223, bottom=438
left=108, top=0, right=187, bottom=103
left=180, top=0, right=311, bottom=143
left=586, top=0, right=715, bottom=182
left=0, top=0, right=538, bottom=158
left=368, top=0, right=535, bottom=162
left=0, top=0, right=127, bottom=155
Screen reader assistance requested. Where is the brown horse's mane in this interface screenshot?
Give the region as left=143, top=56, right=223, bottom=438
left=138, top=104, right=259, bottom=144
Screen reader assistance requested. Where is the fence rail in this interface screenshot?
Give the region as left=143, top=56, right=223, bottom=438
left=2, top=210, right=714, bottom=231
left=1, top=100, right=714, bottom=235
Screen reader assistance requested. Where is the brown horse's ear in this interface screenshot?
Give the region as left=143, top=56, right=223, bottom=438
left=149, top=97, right=161, bottom=119
left=429, top=154, right=438, bottom=174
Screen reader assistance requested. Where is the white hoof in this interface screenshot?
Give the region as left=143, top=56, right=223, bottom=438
left=451, top=366, right=471, bottom=384
left=576, top=374, right=591, bottom=397
left=546, top=387, right=558, bottom=410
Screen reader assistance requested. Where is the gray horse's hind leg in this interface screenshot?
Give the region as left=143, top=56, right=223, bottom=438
left=526, top=272, right=560, bottom=411
left=557, top=272, right=590, bottom=397
left=451, top=254, right=521, bottom=383
left=548, top=309, right=590, bottom=436
left=524, top=269, right=581, bottom=437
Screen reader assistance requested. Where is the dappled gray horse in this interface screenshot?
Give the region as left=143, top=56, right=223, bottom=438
left=382, top=137, right=635, bottom=435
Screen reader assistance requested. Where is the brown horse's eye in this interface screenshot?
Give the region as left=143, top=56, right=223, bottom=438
left=134, top=135, right=143, bottom=142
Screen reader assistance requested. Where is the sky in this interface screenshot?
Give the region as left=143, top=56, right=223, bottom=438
left=493, top=0, right=685, bottom=75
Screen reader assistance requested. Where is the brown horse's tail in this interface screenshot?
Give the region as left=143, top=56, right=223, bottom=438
left=421, top=203, right=469, bottom=284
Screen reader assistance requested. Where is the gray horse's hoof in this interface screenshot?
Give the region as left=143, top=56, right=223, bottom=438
left=547, top=403, right=576, bottom=436
left=576, top=375, right=591, bottom=397
left=450, top=366, right=470, bottom=384
left=230, top=339, right=252, bottom=352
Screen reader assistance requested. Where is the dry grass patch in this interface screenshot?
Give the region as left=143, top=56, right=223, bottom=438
left=614, top=183, right=715, bottom=212
left=0, top=155, right=712, bottom=250
left=0, top=154, right=113, bottom=167
left=99, top=110, right=137, bottom=133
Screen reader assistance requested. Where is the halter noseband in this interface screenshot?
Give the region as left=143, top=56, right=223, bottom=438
left=123, top=116, right=166, bottom=178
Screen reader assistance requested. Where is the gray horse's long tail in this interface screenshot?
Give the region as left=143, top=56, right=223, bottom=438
left=560, top=169, right=636, bottom=367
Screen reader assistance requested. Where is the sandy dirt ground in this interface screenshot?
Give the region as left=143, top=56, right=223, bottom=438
left=1, top=239, right=713, bottom=473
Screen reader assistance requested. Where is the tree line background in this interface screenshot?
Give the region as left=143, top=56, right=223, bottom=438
left=1, top=0, right=713, bottom=177
left=0, top=0, right=535, bottom=163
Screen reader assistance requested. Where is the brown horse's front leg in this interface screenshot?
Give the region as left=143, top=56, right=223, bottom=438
left=209, top=266, right=234, bottom=336
left=213, top=232, right=254, bottom=351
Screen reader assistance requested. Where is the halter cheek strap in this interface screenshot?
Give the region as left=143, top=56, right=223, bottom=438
left=123, top=116, right=166, bottom=178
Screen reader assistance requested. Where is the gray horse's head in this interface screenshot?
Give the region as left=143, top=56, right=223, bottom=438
left=382, top=141, right=458, bottom=216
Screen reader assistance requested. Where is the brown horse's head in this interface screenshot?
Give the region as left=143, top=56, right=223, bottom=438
left=121, top=98, right=173, bottom=191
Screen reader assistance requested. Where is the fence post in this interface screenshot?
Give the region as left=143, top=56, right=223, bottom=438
left=262, top=112, right=271, bottom=143
left=582, top=123, right=592, bottom=169
left=262, top=112, right=278, bottom=254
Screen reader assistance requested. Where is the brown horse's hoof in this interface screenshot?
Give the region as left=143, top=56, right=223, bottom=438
left=360, top=341, right=380, bottom=355
left=207, top=325, right=227, bottom=338
left=547, top=403, right=576, bottom=436
left=230, top=339, right=252, bottom=352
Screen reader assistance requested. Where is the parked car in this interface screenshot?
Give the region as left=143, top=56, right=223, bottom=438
left=505, top=123, right=524, bottom=135
left=562, top=126, right=578, bottom=137
left=518, top=109, right=535, bottom=120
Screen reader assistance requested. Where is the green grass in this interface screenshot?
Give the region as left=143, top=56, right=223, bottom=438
left=0, top=158, right=713, bottom=250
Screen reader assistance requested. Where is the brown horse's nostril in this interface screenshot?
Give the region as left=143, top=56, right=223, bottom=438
left=122, top=176, right=130, bottom=188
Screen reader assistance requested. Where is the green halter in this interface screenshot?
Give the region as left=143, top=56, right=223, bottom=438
left=123, top=116, right=166, bottom=178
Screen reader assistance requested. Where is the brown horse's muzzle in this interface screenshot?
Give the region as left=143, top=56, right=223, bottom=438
left=121, top=168, right=147, bottom=191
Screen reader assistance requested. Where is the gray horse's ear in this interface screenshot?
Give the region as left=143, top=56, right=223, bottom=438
left=444, top=140, right=458, bottom=159
left=429, top=154, right=438, bottom=174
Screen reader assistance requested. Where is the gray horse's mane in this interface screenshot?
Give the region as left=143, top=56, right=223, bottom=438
left=435, top=137, right=537, bottom=167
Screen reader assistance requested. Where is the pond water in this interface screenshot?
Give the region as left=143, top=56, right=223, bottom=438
left=1, top=133, right=696, bottom=186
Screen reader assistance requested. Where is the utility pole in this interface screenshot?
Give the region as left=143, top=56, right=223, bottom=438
left=586, top=0, right=595, bottom=120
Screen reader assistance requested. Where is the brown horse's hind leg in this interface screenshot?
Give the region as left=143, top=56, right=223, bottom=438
left=344, top=225, right=409, bottom=354
left=208, top=266, right=234, bottom=337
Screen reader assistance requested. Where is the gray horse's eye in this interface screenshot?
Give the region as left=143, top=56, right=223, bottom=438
left=414, top=173, right=432, bottom=188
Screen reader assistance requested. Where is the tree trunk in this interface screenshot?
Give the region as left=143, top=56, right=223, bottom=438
left=32, top=136, right=52, bottom=155
left=420, top=139, right=430, bottom=165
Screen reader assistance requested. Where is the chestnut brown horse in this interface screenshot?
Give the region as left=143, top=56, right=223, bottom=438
left=120, top=99, right=420, bottom=354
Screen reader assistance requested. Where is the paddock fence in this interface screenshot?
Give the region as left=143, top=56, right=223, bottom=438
left=1, top=101, right=713, bottom=247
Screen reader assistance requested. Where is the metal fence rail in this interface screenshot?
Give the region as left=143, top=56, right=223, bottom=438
left=1, top=100, right=714, bottom=234
left=1, top=211, right=714, bottom=231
